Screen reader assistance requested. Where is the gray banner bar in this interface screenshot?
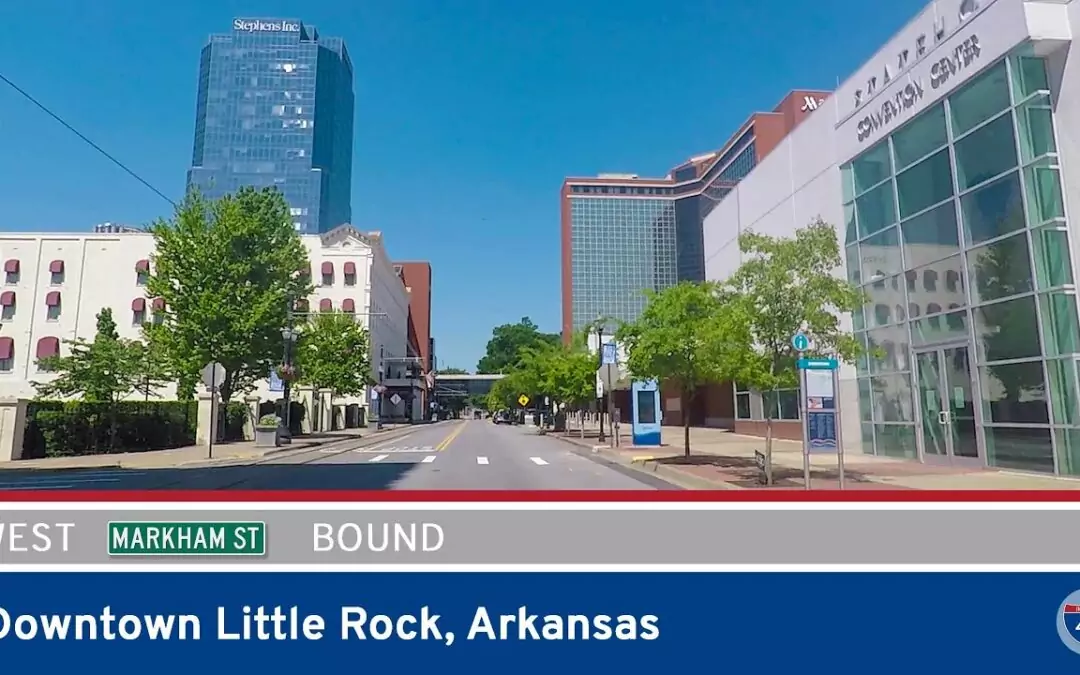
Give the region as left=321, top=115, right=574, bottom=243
left=0, top=509, right=1077, bottom=565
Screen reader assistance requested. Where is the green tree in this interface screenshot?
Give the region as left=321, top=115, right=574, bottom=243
left=34, top=308, right=159, bottom=402
left=146, top=187, right=312, bottom=403
left=477, top=317, right=560, bottom=374
left=721, top=219, right=864, bottom=484
left=294, top=311, right=373, bottom=398
left=617, top=281, right=746, bottom=456
left=437, top=367, right=469, bottom=375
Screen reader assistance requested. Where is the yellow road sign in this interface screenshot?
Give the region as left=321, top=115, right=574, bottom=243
left=518, top=394, right=530, bottom=407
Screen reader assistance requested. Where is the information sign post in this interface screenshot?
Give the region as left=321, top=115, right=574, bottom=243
left=797, top=355, right=845, bottom=490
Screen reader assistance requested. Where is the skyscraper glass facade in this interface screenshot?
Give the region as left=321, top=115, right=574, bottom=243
left=569, top=195, right=677, bottom=332
left=187, top=18, right=354, bottom=233
left=843, top=49, right=1080, bottom=476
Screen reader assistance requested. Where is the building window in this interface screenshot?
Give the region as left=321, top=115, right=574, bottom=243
left=0, top=337, right=13, bottom=373
left=321, top=261, right=334, bottom=286
left=763, top=389, right=801, bottom=421
left=4, top=259, right=19, bottom=285
left=45, top=292, right=61, bottom=321
left=131, top=297, right=147, bottom=326
left=734, top=383, right=751, bottom=420
left=0, top=291, right=14, bottom=321
left=135, top=260, right=150, bottom=286
left=36, top=337, right=59, bottom=372
left=49, top=260, right=65, bottom=285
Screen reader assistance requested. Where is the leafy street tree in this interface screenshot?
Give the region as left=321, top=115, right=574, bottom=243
left=617, top=281, right=746, bottom=456
left=294, top=311, right=373, bottom=399
left=146, top=187, right=312, bottom=403
left=721, top=219, right=864, bottom=484
left=476, top=317, right=560, bottom=374
left=34, top=308, right=161, bottom=402
left=436, top=367, right=469, bottom=375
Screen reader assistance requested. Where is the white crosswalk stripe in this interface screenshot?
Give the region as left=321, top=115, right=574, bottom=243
left=530, top=457, right=549, bottom=466
left=421, top=455, right=437, bottom=463
left=369, top=454, right=389, bottom=463
left=476, top=457, right=489, bottom=465
left=323, top=445, right=435, bottom=454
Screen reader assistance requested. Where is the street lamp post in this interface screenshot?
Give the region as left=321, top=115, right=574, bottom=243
left=594, top=320, right=606, bottom=444
left=280, top=326, right=299, bottom=438
left=376, top=345, right=385, bottom=430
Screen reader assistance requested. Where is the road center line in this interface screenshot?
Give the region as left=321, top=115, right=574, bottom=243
left=530, top=457, right=549, bottom=466
left=421, top=455, right=437, bottom=463
left=369, top=454, right=389, bottom=463
left=476, top=456, right=489, bottom=465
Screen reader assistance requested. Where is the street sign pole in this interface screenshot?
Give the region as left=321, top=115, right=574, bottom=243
left=799, top=352, right=811, bottom=490
left=834, top=364, right=846, bottom=489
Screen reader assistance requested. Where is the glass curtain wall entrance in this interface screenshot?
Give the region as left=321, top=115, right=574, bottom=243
left=841, top=48, right=1080, bottom=476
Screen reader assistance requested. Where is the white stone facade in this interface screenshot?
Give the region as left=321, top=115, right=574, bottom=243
left=0, top=224, right=409, bottom=412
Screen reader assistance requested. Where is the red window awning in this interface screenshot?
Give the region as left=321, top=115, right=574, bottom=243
left=152, top=298, right=165, bottom=311
left=0, top=337, right=13, bottom=360
left=343, top=262, right=356, bottom=275
left=0, top=291, right=14, bottom=307
left=45, top=291, right=61, bottom=307
left=4, top=259, right=19, bottom=274
left=319, top=298, right=333, bottom=312
left=321, top=261, right=334, bottom=276
left=131, top=298, right=146, bottom=311
left=49, top=260, right=65, bottom=274
left=36, top=336, right=59, bottom=359
left=342, top=298, right=355, bottom=313
left=135, top=259, right=149, bottom=272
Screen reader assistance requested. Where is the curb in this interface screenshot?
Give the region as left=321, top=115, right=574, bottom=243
left=547, top=433, right=743, bottom=490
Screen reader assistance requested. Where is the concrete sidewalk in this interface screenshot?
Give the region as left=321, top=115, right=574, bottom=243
left=549, top=423, right=1080, bottom=490
left=0, top=423, right=415, bottom=471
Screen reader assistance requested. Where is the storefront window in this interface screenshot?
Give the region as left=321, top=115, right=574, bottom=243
left=949, top=61, right=1011, bottom=137
left=892, top=103, right=949, bottom=170
left=1024, top=159, right=1066, bottom=224
left=966, top=232, right=1033, bottom=304
left=953, top=113, right=1018, bottom=190
left=1031, top=226, right=1073, bottom=289
left=960, top=171, right=1025, bottom=244
left=1039, top=292, right=1080, bottom=356
left=896, top=148, right=954, bottom=219
left=1016, top=94, right=1056, bottom=162
left=840, top=53, right=1080, bottom=475
left=852, top=141, right=892, bottom=195
left=855, top=181, right=897, bottom=238
left=900, top=201, right=961, bottom=268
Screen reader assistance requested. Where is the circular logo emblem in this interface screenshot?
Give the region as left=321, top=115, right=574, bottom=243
left=1057, top=590, right=1080, bottom=654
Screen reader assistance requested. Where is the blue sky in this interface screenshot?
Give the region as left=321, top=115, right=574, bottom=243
left=0, top=0, right=924, bottom=370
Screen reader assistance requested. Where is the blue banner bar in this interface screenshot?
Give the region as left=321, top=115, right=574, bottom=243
left=0, top=572, right=1075, bottom=671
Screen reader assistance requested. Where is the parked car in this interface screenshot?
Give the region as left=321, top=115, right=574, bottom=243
left=493, top=411, right=514, bottom=425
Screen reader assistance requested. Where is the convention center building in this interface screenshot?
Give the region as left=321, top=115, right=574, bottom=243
left=704, top=0, right=1080, bottom=475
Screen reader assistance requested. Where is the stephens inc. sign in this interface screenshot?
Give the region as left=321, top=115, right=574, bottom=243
left=233, top=19, right=301, bottom=33
left=856, top=34, right=982, bottom=143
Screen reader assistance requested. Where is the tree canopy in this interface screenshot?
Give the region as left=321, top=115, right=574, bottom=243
left=34, top=308, right=161, bottom=403
left=476, top=317, right=560, bottom=374
left=436, top=367, right=469, bottom=375
left=294, top=311, right=373, bottom=398
left=146, top=187, right=312, bottom=402
left=720, top=218, right=864, bottom=482
left=617, top=281, right=747, bottom=455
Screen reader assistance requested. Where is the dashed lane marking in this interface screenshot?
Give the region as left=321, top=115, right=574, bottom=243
left=421, top=455, right=437, bottom=463
left=530, top=457, right=549, bottom=466
left=476, top=457, right=489, bottom=465
left=321, top=445, right=436, bottom=454
left=369, top=454, right=389, bottom=463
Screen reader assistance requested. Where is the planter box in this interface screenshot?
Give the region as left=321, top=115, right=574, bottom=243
left=254, top=427, right=279, bottom=447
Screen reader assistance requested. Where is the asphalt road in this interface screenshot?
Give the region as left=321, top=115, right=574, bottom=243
left=0, top=420, right=680, bottom=491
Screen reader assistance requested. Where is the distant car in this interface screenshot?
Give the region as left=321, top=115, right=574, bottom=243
left=493, top=412, right=514, bottom=425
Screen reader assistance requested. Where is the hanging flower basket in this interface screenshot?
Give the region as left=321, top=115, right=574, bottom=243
left=277, top=364, right=299, bottom=381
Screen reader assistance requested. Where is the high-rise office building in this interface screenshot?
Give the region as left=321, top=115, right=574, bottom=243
left=187, top=18, right=355, bottom=233
left=560, top=89, right=830, bottom=338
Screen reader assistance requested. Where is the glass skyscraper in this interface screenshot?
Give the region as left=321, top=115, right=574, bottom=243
left=187, top=18, right=354, bottom=233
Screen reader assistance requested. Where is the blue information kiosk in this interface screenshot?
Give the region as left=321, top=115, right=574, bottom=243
left=630, top=380, right=662, bottom=446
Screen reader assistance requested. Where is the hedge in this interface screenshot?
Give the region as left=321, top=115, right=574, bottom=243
left=22, top=400, right=250, bottom=459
